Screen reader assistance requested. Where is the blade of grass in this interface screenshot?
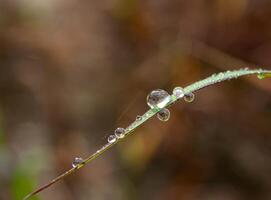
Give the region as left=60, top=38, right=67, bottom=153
left=23, top=68, right=271, bottom=200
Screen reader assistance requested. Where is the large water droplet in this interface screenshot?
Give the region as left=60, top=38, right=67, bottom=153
left=115, top=127, right=125, bottom=139
left=157, top=108, right=170, bottom=122
left=147, top=89, right=170, bottom=109
left=184, top=93, right=195, bottom=102
left=172, top=87, right=184, bottom=98
left=72, top=157, right=83, bottom=168
left=108, top=135, right=117, bottom=143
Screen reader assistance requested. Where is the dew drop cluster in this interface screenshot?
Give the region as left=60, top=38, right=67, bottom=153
left=157, top=108, right=170, bottom=121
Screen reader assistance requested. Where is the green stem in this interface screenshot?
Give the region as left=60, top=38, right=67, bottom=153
left=23, top=68, right=271, bottom=200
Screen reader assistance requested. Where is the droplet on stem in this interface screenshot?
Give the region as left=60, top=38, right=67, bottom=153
left=108, top=135, right=117, bottom=143
left=136, top=115, right=142, bottom=121
left=72, top=157, right=84, bottom=168
left=172, top=87, right=184, bottom=98
left=184, top=93, right=195, bottom=103
left=146, top=89, right=171, bottom=109
left=157, top=108, right=170, bottom=122
left=114, top=127, right=125, bottom=139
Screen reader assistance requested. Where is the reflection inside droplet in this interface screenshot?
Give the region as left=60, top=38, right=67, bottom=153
left=157, top=108, right=170, bottom=122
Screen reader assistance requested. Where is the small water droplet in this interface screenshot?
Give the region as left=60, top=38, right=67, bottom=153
left=172, top=87, right=184, bottom=98
left=184, top=93, right=195, bottom=103
left=72, top=157, right=83, bottom=168
left=257, top=72, right=271, bottom=80
left=114, top=127, right=125, bottom=139
left=108, top=135, right=117, bottom=143
left=136, top=115, right=142, bottom=121
left=157, top=108, right=170, bottom=122
left=147, top=89, right=170, bottom=109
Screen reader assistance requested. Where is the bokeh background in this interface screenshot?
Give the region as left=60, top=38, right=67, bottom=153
left=1, top=0, right=271, bottom=200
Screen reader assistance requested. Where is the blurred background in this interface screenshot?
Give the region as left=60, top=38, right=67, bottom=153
left=0, top=0, right=271, bottom=200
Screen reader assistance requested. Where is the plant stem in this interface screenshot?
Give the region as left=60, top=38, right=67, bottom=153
left=23, top=68, right=271, bottom=200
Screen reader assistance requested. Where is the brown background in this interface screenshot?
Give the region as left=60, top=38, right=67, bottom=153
left=0, top=0, right=271, bottom=200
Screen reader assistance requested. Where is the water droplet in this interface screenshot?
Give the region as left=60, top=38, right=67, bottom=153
left=257, top=72, right=271, bottom=80
left=72, top=157, right=83, bottom=168
left=157, top=108, right=170, bottom=122
left=147, top=89, right=170, bottom=109
left=114, top=127, right=125, bottom=139
left=172, top=87, right=184, bottom=98
left=136, top=115, right=142, bottom=121
left=184, top=93, right=195, bottom=102
left=108, top=135, right=117, bottom=143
